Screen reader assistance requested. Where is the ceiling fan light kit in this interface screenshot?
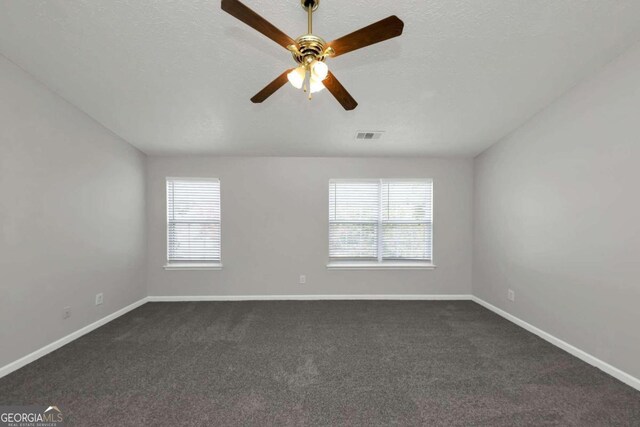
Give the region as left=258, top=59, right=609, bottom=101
left=221, top=0, right=404, bottom=110
left=285, top=1, right=332, bottom=98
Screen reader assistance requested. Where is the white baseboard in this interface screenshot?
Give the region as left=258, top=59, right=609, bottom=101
left=471, top=296, right=640, bottom=392
left=0, top=297, right=149, bottom=379
left=147, top=294, right=474, bottom=302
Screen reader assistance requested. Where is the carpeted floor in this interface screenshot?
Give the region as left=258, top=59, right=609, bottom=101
left=0, top=301, right=639, bottom=426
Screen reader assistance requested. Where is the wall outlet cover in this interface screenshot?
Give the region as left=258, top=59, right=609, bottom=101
left=63, top=307, right=71, bottom=319
left=508, top=289, right=515, bottom=302
left=299, top=275, right=306, bottom=284
left=95, top=293, right=104, bottom=306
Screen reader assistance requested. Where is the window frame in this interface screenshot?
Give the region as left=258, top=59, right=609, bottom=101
left=164, top=177, right=223, bottom=270
left=327, top=178, right=436, bottom=270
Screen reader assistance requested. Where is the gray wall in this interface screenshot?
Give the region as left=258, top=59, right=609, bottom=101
left=473, top=43, right=640, bottom=379
left=0, top=55, right=147, bottom=367
left=147, top=156, right=474, bottom=297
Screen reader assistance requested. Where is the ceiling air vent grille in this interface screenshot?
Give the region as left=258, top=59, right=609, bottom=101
left=355, top=131, right=384, bottom=140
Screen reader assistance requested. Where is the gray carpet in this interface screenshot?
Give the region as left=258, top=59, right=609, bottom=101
left=0, top=301, right=639, bottom=426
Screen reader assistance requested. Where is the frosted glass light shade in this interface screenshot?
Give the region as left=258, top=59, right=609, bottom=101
left=309, top=77, right=325, bottom=93
left=287, top=66, right=306, bottom=89
left=311, top=61, right=329, bottom=81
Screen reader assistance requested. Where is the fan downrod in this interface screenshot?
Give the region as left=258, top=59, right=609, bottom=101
left=289, top=0, right=332, bottom=64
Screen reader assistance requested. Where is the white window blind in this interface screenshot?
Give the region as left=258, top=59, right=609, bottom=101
left=167, top=178, right=221, bottom=264
left=329, top=179, right=433, bottom=263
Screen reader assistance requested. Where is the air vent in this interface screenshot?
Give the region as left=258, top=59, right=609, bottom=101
left=355, top=131, right=384, bottom=140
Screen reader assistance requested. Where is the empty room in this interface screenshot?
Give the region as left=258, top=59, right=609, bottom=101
left=1, top=0, right=639, bottom=425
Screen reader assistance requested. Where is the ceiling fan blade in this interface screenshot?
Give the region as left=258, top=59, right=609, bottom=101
left=323, top=71, right=358, bottom=111
left=327, top=16, right=404, bottom=58
left=251, top=69, right=293, bottom=103
left=221, top=0, right=296, bottom=50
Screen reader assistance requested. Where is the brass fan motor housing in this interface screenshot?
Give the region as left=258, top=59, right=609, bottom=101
left=289, top=34, right=328, bottom=64
left=288, top=0, right=333, bottom=65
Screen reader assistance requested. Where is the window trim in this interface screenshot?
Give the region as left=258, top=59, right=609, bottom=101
left=328, top=178, right=434, bottom=268
left=326, top=261, right=436, bottom=270
left=165, top=177, right=222, bottom=270
left=164, top=262, right=223, bottom=271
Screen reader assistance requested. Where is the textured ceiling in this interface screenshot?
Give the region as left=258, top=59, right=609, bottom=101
left=1, top=1, right=640, bottom=156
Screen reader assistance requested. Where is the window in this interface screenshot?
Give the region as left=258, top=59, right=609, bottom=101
left=328, top=179, right=434, bottom=268
left=166, top=178, right=221, bottom=269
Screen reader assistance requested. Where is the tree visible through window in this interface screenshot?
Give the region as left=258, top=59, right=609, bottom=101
left=329, top=179, right=433, bottom=263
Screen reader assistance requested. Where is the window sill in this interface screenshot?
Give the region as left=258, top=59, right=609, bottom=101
left=164, top=263, right=223, bottom=271
left=326, top=262, right=437, bottom=270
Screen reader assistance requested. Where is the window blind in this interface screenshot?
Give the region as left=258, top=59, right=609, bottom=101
left=329, top=179, right=433, bottom=262
left=167, top=178, right=221, bottom=264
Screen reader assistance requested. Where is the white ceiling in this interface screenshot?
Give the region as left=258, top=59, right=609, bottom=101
left=1, top=1, right=640, bottom=157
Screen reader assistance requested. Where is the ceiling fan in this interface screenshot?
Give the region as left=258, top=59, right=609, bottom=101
left=221, top=0, right=404, bottom=110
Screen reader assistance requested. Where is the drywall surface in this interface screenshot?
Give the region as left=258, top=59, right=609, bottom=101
left=147, top=156, right=473, bottom=297
left=4, top=1, right=640, bottom=157
left=0, top=55, right=147, bottom=368
left=473, top=43, right=640, bottom=379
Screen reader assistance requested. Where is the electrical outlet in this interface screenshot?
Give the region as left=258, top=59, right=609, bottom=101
left=63, top=307, right=71, bottom=319
left=299, top=275, right=306, bottom=285
left=507, top=289, right=515, bottom=302
left=95, top=293, right=104, bottom=306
